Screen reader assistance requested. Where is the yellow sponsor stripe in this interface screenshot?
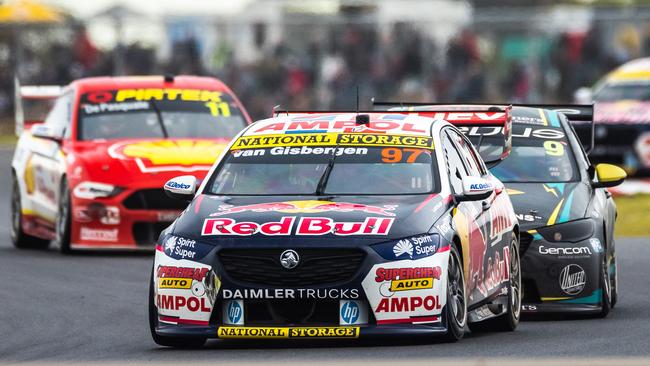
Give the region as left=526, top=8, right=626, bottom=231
left=538, top=108, right=548, bottom=126
left=233, top=133, right=434, bottom=150
left=158, top=277, right=193, bottom=289
left=546, top=198, right=564, bottom=226
left=217, top=326, right=360, bottom=339
left=389, top=278, right=434, bottom=292
left=541, top=297, right=571, bottom=301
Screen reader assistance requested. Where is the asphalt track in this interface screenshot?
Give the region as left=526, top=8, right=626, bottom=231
left=1, top=147, right=649, bottom=364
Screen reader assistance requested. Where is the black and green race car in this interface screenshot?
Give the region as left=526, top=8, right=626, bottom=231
left=375, top=102, right=626, bottom=317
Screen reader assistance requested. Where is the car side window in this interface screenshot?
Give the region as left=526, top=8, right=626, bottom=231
left=441, top=131, right=467, bottom=194
left=447, top=129, right=483, bottom=177
left=43, top=92, right=73, bottom=138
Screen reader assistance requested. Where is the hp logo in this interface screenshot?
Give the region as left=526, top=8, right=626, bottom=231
left=227, top=301, right=243, bottom=324
left=340, top=301, right=360, bottom=325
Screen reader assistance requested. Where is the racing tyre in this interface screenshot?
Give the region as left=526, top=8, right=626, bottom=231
left=598, top=256, right=612, bottom=318
left=56, top=180, right=73, bottom=254
left=469, top=234, right=521, bottom=332
left=148, top=269, right=207, bottom=348
left=11, top=173, right=50, bottom=249
left=610, top=255, right=618, bottom=309
left=442, top=244, right=467, bottom=342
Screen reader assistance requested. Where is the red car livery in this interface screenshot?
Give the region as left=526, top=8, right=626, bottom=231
left=10, top=75, right=251, bottom=252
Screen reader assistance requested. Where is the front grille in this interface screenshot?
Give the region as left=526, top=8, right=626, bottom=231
left=122, top=189, right=188, bottom=210
left=133, top=222, right=172, bottom=246
left=219, top=248, right=365, bottom=287
left=519, top=232, right=534, bottom=256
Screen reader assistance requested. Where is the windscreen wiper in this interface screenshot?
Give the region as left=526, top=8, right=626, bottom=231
left=315, top=146, right=339, bottom=196
left=150, top=100, right=169, bottom=138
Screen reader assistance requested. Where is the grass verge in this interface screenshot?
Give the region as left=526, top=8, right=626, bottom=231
left=613, top=194, right=650, bottom=237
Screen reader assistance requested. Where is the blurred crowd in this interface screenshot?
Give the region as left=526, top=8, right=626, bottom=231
left=3, top=20, right=650, bottom=121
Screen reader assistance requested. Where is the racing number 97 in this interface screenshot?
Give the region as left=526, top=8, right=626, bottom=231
left=381, top=148, right=425, bottom=163
left=544, top=141, right=564, bottom=156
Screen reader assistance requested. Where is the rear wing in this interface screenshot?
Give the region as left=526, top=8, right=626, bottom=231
left=374, top=101, right=595, bottom=154
left=371, top=102, right=513, bottom=166
left=14, top=77, right=62, bottom=136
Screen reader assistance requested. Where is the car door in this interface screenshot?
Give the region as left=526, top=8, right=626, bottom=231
left=28, top=92, right=73, bottom=222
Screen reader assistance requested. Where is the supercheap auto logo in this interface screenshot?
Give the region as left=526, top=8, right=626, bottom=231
left=217, top=326, right=359, bottom=339
left=375, top=267, right=442, bottom=297
left=211, top=200, right=397, bottom=217
left=108, top=140, right=227, bottom=173
left=157, top=265, right=209, bottom=290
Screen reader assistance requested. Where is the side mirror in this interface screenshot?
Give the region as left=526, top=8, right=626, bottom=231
left=457, top=176, right=495, bottom=202
left=30, top=123, right=63, bottom=142
left=592, top=163, right=626, bottom=188
left=574, top=87, right=593, bottom=104
left=164, top=175, right=198, bottom=201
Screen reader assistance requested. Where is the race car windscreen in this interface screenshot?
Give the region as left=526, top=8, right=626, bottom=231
left=465, top=125, right=578, bottom=183
left=77, top=89, right=246, bottom=140
left=208, top=146, right=437, bottom=195
left=595, top=82, right=650, bottom=101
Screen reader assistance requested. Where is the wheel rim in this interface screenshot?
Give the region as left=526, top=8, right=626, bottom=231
left=57, top=188, right=69, bottom=242
left=510, top=239, right=522, bottom=320
left=10, top=181, right=21, bottom=239
left=447, top=251, right=467, bottom=327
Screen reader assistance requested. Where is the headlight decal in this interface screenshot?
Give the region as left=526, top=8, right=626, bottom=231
left=536, top=219, right=594, bottom=243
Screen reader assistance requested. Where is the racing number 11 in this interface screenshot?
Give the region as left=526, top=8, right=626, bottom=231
left=205, top=101, right=231, bottom=117
left=381, top=148, right=424, bottom=163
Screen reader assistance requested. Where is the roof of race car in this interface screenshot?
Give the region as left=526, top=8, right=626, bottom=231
left=70, top=75, right=233, bottom=94
left=606, top=57, right=650, bottom=83
left=231, top=112, right=440, bottom=150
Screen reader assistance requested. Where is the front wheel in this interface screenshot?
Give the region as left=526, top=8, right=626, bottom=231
left=149, top=268, right=207, bottom=348
left=598, top=256, right=612, bottom=318
left=469, top=234, right=521, bottom=332
left=11, top=173, right=50, bottom=250
left=442, top=244, right=467, bottom=342
left=56, top=180, right=72, bottom=254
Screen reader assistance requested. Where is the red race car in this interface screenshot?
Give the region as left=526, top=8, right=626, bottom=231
left=10, top=75, right=251, bottom=252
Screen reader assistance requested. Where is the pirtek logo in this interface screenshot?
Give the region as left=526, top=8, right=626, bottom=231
left=201, top=217, right=394, bottom=236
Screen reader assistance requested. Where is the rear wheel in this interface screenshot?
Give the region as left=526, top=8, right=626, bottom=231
left=149, top=268, right=207, bottom=348
left=442, top=244, right=466, bottom=342
left=56, top=180, right=72, bottom=254
left=11, top=174, right=50, bottom=250
left=469, top=234, right=521, bottom=332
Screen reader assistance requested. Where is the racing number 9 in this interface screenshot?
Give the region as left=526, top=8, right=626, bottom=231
left=543, top=141, right=564, bottom=156
left=381, top=148, right=424, bottom=163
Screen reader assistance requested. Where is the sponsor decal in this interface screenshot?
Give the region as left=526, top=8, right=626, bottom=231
left=211, top=200, right=396, bottom=217
left=251, top=114, right=430, bottom=135
left=339, top=300, right=368, bottom=325
left=99, top=206, right=120, bottom=225
left=224, top=300, right=244, bottom=325
left=82, top=101, right=149, bottom=114
left=489, top=202, right=513, bottom=244
left=217, top=326, right=359, bottom=339
left=157, top=211, right=181, bottom=222
left=560, top=264, right=586, bottom=295
left=222, top=288, right=359, bottom=300
left=157, top=265, right=209, bottom=281
left=83, top=89, right=226, bottom=104
left=108, top=140, right=226, bottom=173
left=375, top=267, right=442, bottom=297
left=233, top=133, right=433, bottom=150
left=201, top=217, right=394, bottom=236
left=522, top=304, right=538, bottom=311
left=231, top=146, right=368, bottom=158
left=516, top=213, right=543, bottom=222
left=158, top=278, right=193, bottom=289
left=156, top=294, right=211, bottom=313
left=469, top=183, right=492, bottom=191
left=392, top=234, right=439, bottom=260
left=538, top=245, right=592, bottom=257
left=375, top=295, right=442, bottom=313
left=166, top=181, right=191, bottom=190
left=589, top=238, right=603, bottom=253
left=80, top=227, right=118, bottom=242
left=164, top=236, right=196, bottom=259
left=459, top=126, right=565, bottom=139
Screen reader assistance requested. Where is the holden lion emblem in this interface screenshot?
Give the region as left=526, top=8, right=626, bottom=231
left=280, top=249, right=300, bottom=270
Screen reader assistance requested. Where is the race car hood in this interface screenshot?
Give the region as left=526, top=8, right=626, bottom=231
left=68, top=138, right=230, bottom=187
left=172, top=194, right=450, bottom=243
left=505, top=182, right=590, bottom=231
left=594, top=101, right=650, bottom=124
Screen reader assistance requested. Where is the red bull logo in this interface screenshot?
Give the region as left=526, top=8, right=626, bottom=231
left=210, top=200, right=397, bottom=217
